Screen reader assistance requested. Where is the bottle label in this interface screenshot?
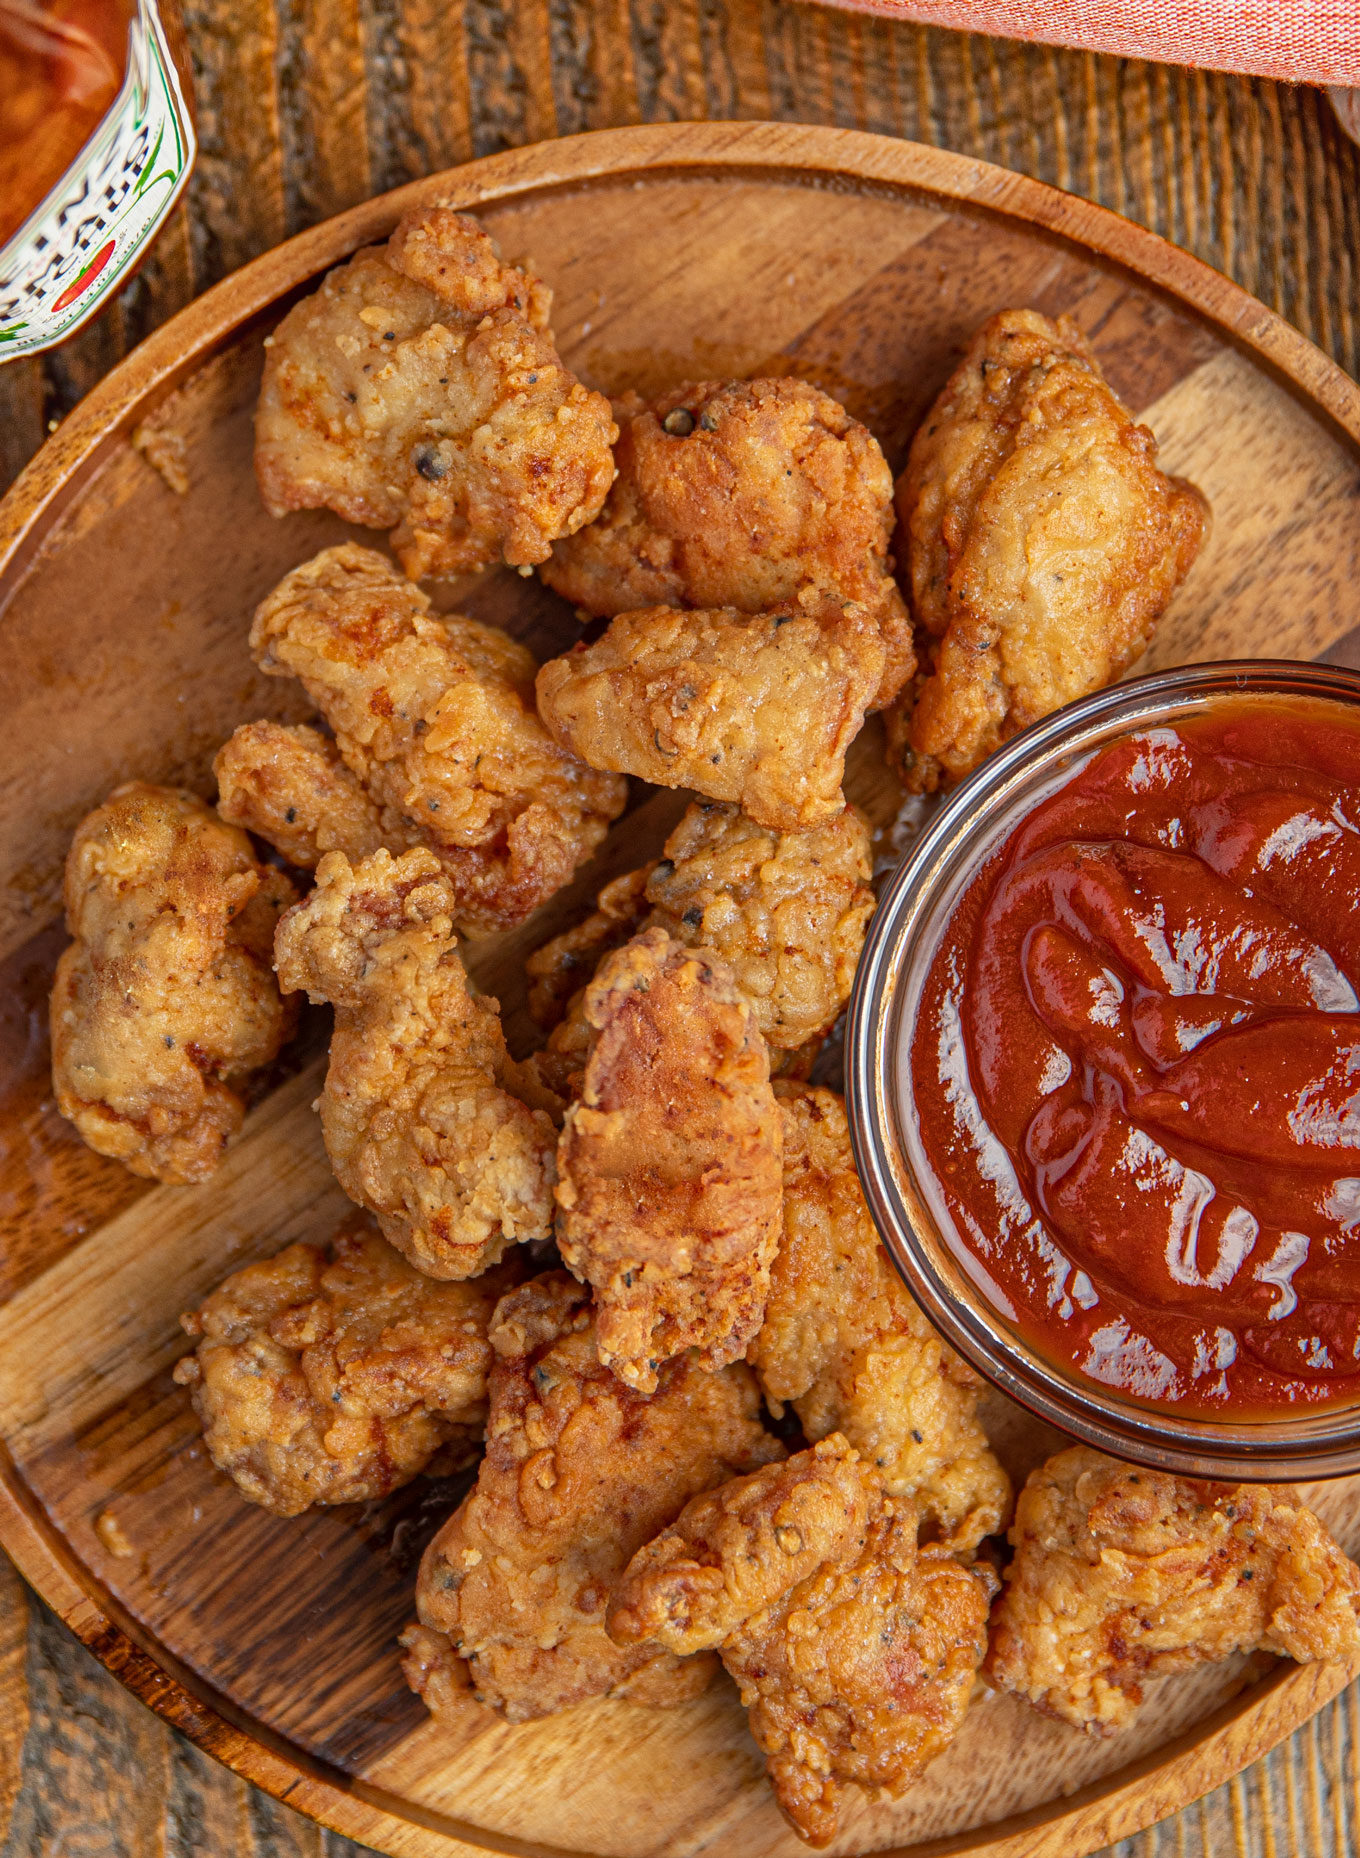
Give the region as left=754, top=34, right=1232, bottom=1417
left=0, top=3, right=196, bottom=362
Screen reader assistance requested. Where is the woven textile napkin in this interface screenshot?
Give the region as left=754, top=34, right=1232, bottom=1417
left=823, top=1, right=1360, bottom=84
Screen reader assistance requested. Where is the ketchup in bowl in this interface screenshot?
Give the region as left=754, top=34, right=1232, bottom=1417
left=911, top=696, right=1360, bottom=1419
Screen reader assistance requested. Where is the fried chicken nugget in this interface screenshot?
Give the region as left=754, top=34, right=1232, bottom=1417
left=515, top=864, right=656, bottom=1111
left=890, top=309, right=1208, bottom=791
left=541, top=377, right=914, bottom=709
left=173, top=1214, right=521, bottom=1515
left=255, top=206, right=616, bottom=579
left=645, top=803, right=873, bottom=1051
left=214, top=721, right=387, bottom=869
left=607, top=1434, right=873, bottom=1654
left=986, top=1447, right=1360, bottom=1734
left=50, top=782, right=297, bottom=1184
left=609, top=1437, right=997, bottom=1847
left=527, top=802, right=872, bottom=1063
left=749, top=1086, right=1010, bottom=1552
left=274, top=847, right=556, bottom=1278
left=536, top=601, right=884, bottom=832
left=400, top=1271, right=781, bottom=1722
left=730, top=1489, right=996, bottom=1846
left=249, top=543, right=627, bottom=932
left=555, top=927, right=784, bottom=1392
left=524, top=864, right=654, bottom=1031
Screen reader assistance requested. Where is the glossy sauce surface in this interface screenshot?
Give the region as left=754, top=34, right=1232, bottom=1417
left=912, top=697, right=1360, bottom=1416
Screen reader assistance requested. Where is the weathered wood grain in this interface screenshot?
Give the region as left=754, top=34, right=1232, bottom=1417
left=0, top=1555, right=27, bottom=1846
left=1, top=1580, right=361, bottom=1858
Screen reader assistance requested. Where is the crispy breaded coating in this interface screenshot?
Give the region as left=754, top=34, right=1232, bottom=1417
left=645, top=803, right=873, bottom=1050
left=250, top=544, right=627, bottom=932
left=274, top=847, right=556, bottom=1279
left=986, top=1447, right=1360, bottom=1734
left=890, top=309, right=1208, bottom=790
left=541, top=377, right=914, bottom=709
left=520, top=972, right=824, bottom=1118
left=607, top=1435, right=872, bottom=1655
left=536, top=601, right=883, bottom=832
left=525, top=804, right=872, bottom=1057
left=610, top=1437, right=996, bottom=1846
left=750, top=1086, right=1010, bottom=1551
left=517, top=990, right=593, bottom=1115
left=555, top=928, right=783, bottom=1392
left=525, top=864, right=654, bottom=1031
left=518, top=866, right=655, bottom=1111
left=400, top=1272, right=780, bottom=1722
left=255, top=206, right=616, bottom=579
left=214, top=721, right=387, bottom=869
left=50, top=782, right=297, bottom=1185
left=173, top=1215, right=520, bottom=1515
left=729, top=1488, right=995, bottom=1845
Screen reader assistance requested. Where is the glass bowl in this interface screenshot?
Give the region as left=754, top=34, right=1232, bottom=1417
left=846, top=660, right=1360, bottom=1481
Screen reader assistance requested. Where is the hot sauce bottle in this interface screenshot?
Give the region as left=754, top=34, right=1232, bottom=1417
left=0, top=0, right=195, bottom=360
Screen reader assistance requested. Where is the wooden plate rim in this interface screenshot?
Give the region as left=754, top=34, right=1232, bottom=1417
left=5, top=118, right=1360, bottom=592
left=3, top=118, right=1359, bottom=1858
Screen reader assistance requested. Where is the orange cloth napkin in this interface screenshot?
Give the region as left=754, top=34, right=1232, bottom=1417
left=823, top=0, right=1360, bottom=84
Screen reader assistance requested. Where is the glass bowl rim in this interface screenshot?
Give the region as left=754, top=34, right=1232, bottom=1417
left=846, top=658, right=1360, bottom=1481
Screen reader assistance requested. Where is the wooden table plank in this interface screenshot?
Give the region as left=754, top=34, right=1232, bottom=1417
left=1, top=4, right=1358, bottom=1857
left=0, top=1558, right=26, bottom=1844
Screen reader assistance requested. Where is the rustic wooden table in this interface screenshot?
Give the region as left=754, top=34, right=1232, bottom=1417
left=2, top=4, right=1359, bottom=1856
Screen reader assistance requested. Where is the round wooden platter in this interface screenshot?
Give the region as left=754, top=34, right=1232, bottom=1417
left=2, top=119, right=1360, bottom=1858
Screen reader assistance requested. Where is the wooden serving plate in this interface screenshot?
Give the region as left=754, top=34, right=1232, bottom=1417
left=3, top=121, right=1360, bottom=1858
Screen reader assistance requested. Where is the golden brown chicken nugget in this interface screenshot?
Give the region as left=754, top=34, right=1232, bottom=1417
left=250, top=544, right=627, bottom=932
left=400, top=1271, right=781, bottom=1722
left=525, top=802, right=872, bottom=1059
left=728, top=1489, right=995, bottom=1845
left=987, top=1447, right=1360, bottom=1734
left=889, top=309, right=1207, bottom=790
left=174, top=1215, right=521, bottom=1515
left=255, top=206, right=616, bottom=579
left=749, top=1085, right=1010, bottom=1552
left=214, top=720, right=388, bottom=870
left=536, top=601, right=883, bottom=833
left=524, top=864, right=655, bottom=1031
left=50, top=782, right=297, bottom=1184
left=555, top=927, right=784, bottom=1392
left=610, top=1436, right=995, bottom=1846
left=607, top=1434, right=873, bottom=1655
left=541, top=377, right=914, bottom=708
left=645, top=802, right=873, bottom=1051
left=274, top=847, right=557, bottom=1279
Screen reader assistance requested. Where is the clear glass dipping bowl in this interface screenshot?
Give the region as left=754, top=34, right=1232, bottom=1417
left=846, top=660, right=1360, bottom=1481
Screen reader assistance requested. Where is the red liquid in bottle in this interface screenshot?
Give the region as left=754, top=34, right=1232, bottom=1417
left=0, top=1, right=139, bottom=247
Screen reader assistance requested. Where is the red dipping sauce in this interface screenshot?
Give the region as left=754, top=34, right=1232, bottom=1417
left=912, top=697, right=1360, bottom=1419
